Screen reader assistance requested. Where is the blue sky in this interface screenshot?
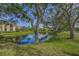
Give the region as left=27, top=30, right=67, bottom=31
left=0, top=4, right=55, bottom=28
left=0, top=5, right=33, bottom=27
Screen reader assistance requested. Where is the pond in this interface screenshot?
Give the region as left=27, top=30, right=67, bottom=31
left=0, top=33, right=50, bottom=45
left=17, top=33, right=49, bottom=45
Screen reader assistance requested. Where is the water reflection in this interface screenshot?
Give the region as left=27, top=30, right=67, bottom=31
left=0, top=34, right=49, bottom=45
left=17, top=34, right=49, bottom=45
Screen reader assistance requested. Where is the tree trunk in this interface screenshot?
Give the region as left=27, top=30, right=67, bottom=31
left=30, top=18, right=39, bottom=43
left=34, top=4, right=40, bottom=43
left=34, top=19, right=39, bottom=43
left=69, top=24, right=74, bottom=39
left=34, top=29, right=39, bottom=43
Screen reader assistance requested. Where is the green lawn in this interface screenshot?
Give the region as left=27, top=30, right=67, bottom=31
left=0, top=31, right=79, bottom=56
left=0, top=31, right=33, bottom=38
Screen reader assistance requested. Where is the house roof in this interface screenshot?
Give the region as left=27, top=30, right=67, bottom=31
left=0, top=20, right=8, bottom=24
left=0, top=20, right=15, bottom=25
left=0, top=20, right=21, bottom=29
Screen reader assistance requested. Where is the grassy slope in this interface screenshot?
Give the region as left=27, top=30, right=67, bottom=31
left=0, top=31, right=79, bottom=56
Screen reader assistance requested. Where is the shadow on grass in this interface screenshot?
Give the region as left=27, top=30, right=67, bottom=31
left=15, top=46, right=42, bottom=56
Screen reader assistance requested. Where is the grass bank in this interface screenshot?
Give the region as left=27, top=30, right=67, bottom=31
left=0, top=31, right=79, bottom=56
left=0, top=31, right=33, bottom=38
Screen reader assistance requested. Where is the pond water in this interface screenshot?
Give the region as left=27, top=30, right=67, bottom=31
left=0, top=33, right=50, bottom=45
left=17, top=34, right=49, bottom=45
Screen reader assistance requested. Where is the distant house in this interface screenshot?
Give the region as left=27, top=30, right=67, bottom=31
left=75, top=23, right=79, bottom=28
left=0, top=20, right=20, bottom=32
